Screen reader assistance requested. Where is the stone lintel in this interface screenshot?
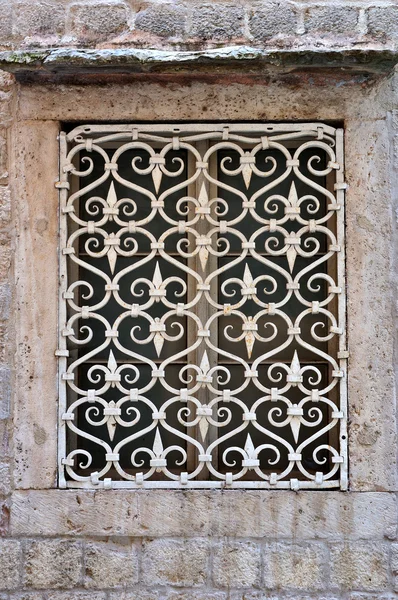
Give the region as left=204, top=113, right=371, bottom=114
left=0, top=46, right=398, bottom=82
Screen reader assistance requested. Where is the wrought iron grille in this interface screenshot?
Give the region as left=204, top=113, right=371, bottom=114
left=57, top=123, right=348, bottom=490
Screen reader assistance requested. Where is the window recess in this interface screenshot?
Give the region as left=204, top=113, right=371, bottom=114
left=57, top=123, right=348, bottom=490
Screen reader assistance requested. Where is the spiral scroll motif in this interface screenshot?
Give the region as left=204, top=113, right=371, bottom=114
left=57, top=124, right=347, bottom=489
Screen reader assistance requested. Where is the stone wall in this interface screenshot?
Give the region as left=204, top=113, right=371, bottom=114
left=0, top=68, right=15, bottom=543
left=0, top=0, right=397, bottom=51
left=1, top=0, right=398, bottom=598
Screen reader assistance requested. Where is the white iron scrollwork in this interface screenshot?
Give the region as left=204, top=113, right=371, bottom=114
left=57, top=123, right=348, bottom=490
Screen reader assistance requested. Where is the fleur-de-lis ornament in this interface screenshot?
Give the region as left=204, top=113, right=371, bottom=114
left=196, top=351, right=213, bottom=440
left=105, top=182, right=118, bottom=220
left=288, top=350, right=302, bottom=386
left=152, top=427, right=164, bottom=466
left=151, top=262, right=165, bottom=303
left=106, top=350, right=119, bottom=387
left=196, top=182, right=210, bottom=219
left=242, top=264, right=256, bottom=300
left=242, top=433, right=260, bottom=469
left=197, top=351, right=211, bottom=387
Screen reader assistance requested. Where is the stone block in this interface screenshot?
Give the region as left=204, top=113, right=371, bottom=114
left=24, top=540, right=82, bottom=589
left=0, top=130, right=8, bottom=183
left=0, top=1, right=13, bottom=44
left=213, top=541, right=261, bottom=588
left=230, top=595, right=339, bottom=600
left=190, top=4, right=244, bottom=41
left=0, top=90, right=13, bottom=127
left=13, top=1, right=65, bottom=37
left=263, top=543, right=326, bottom=591
left=0, top=366, right=10, bottom=419
left=135, top=5, right=187, bottom=38
left=69, top=2, right=130, bottom=41
left=0, top=421, right=10, bottom=458
left=304, top=6, right=359, bottom=36
left=47, top=593, right=107, bottom=600
left=84, top=541, right=138, bottom=588
left=0, top=242, right=11, bottom=280
left=0, top=462, right=11, bottom=496
left=138, top=490, right=210, bottom=536
left=141, top=538, right=209, bottom=587
left=166, top=593, right=227, bottom=600
left=367, top=7, right=398, bottom=41
left=0, top=73, right=13, bottom=89
left=9, top=594, right=44, bottom=600
left=345, top=119, right=397, bottom=491
left=391, top=543, right=398, bottom=573
left=348, top=594, right=397, bottom=600
left=109, top=592, right=159, bottom=600
left=330, top=542, right=389, bottom=591
left=12, top=121, right=59, bottom=491
left=249, top=3, right=297, bottom=41
left=0, top=324, right=8, bottom=363
left=10, top=490, right=397, bottom=541
left=0, top=284, right=11, bottom=321
left=0, top=540, right=21, bottom=590
left=11, top=489, right=210, bottom=537
left=0, top=500, right=9, bottom=536
left=0, top=188, right=11, bottom=228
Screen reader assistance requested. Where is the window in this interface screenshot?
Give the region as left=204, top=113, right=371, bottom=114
left=57, top=123, right=347, bottom=490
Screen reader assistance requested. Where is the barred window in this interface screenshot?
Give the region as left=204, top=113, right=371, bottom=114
left=57, top=123, right=347, bottom=490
